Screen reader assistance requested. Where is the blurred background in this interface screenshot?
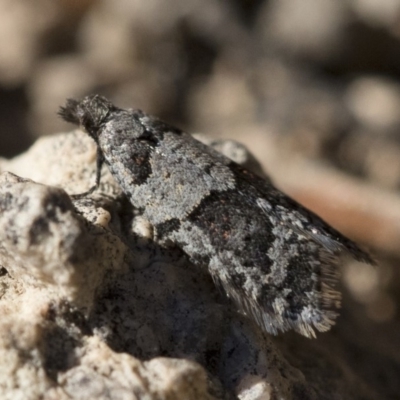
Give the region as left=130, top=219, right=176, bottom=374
left=0, top=0, right=399, bottom=386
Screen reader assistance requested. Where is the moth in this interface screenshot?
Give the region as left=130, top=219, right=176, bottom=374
left=59, top=95, right=373, bottom=338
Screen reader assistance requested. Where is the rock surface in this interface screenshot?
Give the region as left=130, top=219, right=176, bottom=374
left=0, top=131, right=393, bottom=399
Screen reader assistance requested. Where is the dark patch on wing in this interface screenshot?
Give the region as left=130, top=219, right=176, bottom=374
left=155, top=218, right=181, bottom=239
left=187, top=185, right=275, bottom=275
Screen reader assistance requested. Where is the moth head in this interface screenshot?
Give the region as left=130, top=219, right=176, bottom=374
left=59, top=95, right=115, bottom=141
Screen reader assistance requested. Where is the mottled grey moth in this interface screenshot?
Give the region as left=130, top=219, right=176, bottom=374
left=59, top=95, right=373, bottom=338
